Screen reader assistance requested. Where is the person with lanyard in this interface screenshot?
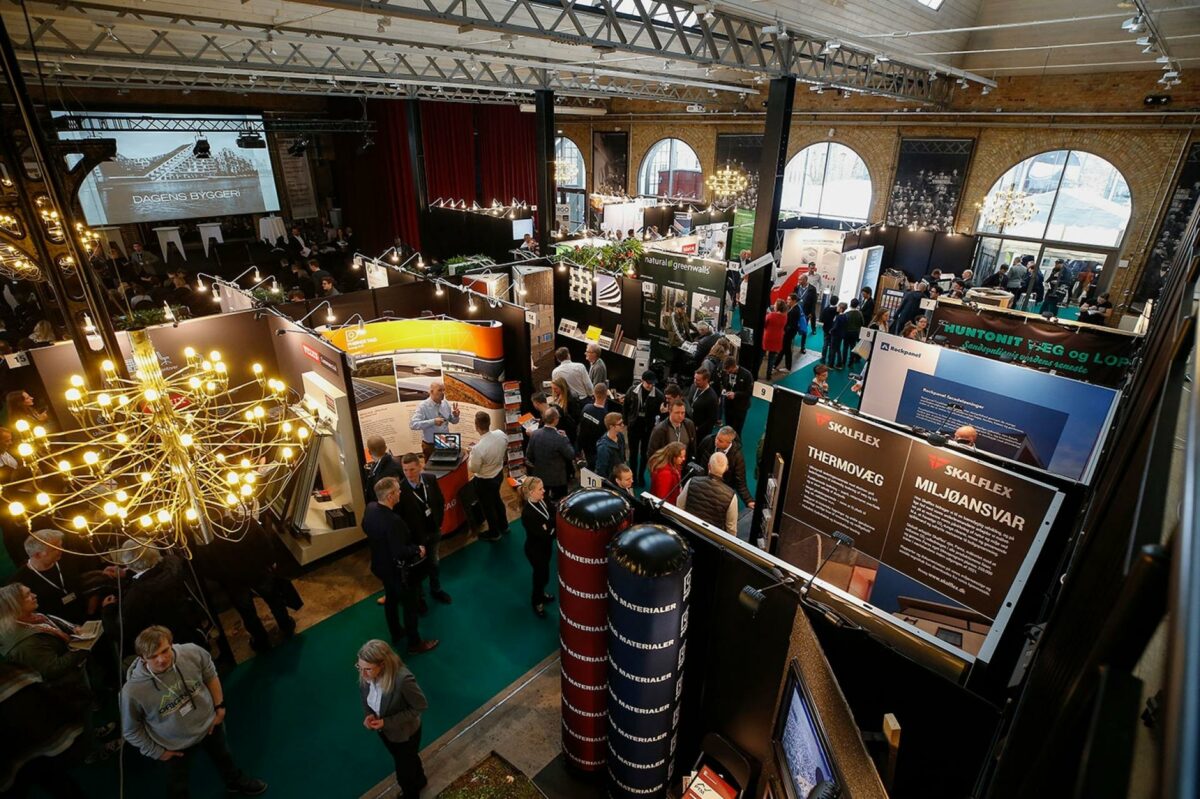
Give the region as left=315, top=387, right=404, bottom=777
left=467, top=411, right=510, bottom=542
left=120, top=625, right=267, bottom=797
left=362, top=477, right=437, bottom=654
left=584, top=342, right=608, bottom=388
left=518, top=477, right=556, bottom=618
left=356, top=639, right=429, bottom=799
left=695, top=426, right=755, bottom=510
left=397, top=454, right=452, bottom=609
left=622, top=371, right=664, bottom=488
left=15, top=531, right=123, bottom=624
left=577, top=382, right=620, bottom=470
left=408, top=381, right=459, bottom=461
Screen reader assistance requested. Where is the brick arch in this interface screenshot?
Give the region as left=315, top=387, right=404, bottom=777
left=782, top=131, right=893, bottom=222
left=958, top=132, right=1158, bottom=246
left=629, top=127, right=715, bottom=198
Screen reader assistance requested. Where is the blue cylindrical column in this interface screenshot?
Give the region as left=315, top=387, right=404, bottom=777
left=606, top=524, right=693, bottom=799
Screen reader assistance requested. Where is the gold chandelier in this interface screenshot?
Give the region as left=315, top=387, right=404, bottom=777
left=977, top=188, right=1037, bottom=230
left=554, top=158, right=579, bottom=185
left=1, top=330, right=314, bottom=557
left=705, top=165, right=749, bottom=200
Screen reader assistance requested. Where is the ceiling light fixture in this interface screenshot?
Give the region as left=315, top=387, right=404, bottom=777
left=1121, top=14, right=1146, bottom=33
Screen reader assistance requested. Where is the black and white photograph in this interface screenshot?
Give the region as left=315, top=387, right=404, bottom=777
left=886, top=138, right=975, bottom=231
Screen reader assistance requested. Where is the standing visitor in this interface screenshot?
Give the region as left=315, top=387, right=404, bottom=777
left=622, top=372, right=664, bottom=487
left=842, top=299, right=865, bottom=370
left=593, top=413, right=628, bottom=482
left=648, top=399, right=696, bottom=464
left=397, top=454, right=452, bottom=608
left=686, top=368, right=721, bottom=443
left=524, top=408, right=575, bottom=502
left=796, top=275, right=818, bottom=346
left=552, top=347, right=594, bottom=400
left=678, top=453, right=738, bottom=537
left=365, top=436, right=403, bottom=503
left=720, top=357, right=754, bottom=437
left=781, top=294, right=803, bottom=371
left=648, top=442, right=688, bottom=506
left=363, top=477, right=437, bottom=654
left=584, top=343, right=608, bottom=387
left=762, top=300, right=788, bottom=378
left=120, top=625, right=268, bottom=797
left=577, top=382, right=620, bottom=469
left=357, top=639, right=428, bottom=799
left=519, top=478, right=556, bottom=618
left=409, top=382, right=459, bottom=460
left=858, top=287, right=875, bottom=325
left=820, top=297, right=841, bottom=366
left=468, top=412, right=509, bottom=542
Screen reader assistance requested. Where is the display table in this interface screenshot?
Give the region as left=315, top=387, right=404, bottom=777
left=966, top=287, right=1014, bottom=309
left=259, top=215, right=287, bottom=245
left=427, top=454, right=471, bottom=534
left=152, top=225, right=185, bottom=262
left=94, top=226, right=126, bottom=256
left=197, top=222, right=224, bottom=256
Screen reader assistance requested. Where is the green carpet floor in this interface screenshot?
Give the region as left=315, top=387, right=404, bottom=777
left=70, top=524, right=560, bottom=799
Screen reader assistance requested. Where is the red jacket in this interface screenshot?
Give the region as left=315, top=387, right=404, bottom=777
left=762, top=311, right=787, bottom=353
left=650, top=464, right=682, bottom=505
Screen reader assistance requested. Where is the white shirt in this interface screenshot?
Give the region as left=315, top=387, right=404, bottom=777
left=366, top=680, right=383, bottom=714
left=552, top=361, right=593, bottom=399
left=469, top=429, right=508, bottom=479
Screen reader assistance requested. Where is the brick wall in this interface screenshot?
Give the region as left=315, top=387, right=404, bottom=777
left=560, top=72, right=1199, bottom=304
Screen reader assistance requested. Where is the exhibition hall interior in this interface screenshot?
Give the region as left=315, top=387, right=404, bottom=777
left=0, top=0, right=1198, bottom=798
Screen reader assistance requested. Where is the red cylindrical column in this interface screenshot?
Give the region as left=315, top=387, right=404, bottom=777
left=556, top=488, right=631, bottom=771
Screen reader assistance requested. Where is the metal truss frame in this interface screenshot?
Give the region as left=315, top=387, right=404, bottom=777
left=3, top=0, right=753, bottom=106
left=2, top=0, right=993, bottom=105
left=51, top=114, right=379, bottom=134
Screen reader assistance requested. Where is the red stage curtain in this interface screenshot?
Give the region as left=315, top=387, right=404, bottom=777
left=333, top=100, right=420, bottom=252
left=477, top=104, right=538, bottom=207
left=420, top=102, right=477, bottom=205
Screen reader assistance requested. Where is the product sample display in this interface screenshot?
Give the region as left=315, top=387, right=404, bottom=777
left=556, top=488, right=632, bottom=771
left=606, top=524, right=693, bottom=799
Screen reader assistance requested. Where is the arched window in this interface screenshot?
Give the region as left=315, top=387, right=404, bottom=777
left=555, top=136, right=586, bottom=230
left=780, top=142, right=871, bottom=223
left=973, top=150, right=1131, bottom=293
left=637, top=138, right=703, bottom=200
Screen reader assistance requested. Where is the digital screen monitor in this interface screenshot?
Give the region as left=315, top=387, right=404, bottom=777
left=433, top=433, right=461, bottom=450
left=512, top=218, right=534, bottom=240
left=774, top=661, right=840, bottom=799
left=53, top=111, right=281, bottom=225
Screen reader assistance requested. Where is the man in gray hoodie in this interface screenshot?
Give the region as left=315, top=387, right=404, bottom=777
left=120, top=625, right=267, bottom=797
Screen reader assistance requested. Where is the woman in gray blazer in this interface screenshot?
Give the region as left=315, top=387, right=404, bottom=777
left=357, top=639, right=429, bottom=796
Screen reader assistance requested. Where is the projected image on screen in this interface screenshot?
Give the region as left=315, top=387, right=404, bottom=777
left=781, top=681, right=835, bottom=797
left=54, top=112, right=281, bottom=226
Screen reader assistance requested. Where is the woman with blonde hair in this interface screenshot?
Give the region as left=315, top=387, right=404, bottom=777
left=549, top=376, right=580, bottom=441
left=520, top=477, right=555, bottom=618
left=357, top=638, right=428, bottom=797
left=647, top=441, right=687, bottom=505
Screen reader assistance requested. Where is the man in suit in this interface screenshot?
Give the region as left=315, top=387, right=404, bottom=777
left=795, top=276, right=818, bottom=352
left=720, top=357, right=754, bottom=437
left=686, top=367, right=721, bottom=444
left=363, top=476, right=438, bottom=654
left=696, top=426, right=755, bottom=509
left=648, top=399, right=697, bottom=463
left=397, top=454, right=452, bottom=607
left=623, top=371, right=664, bottom=487
left=364, top=436, right=403, bottom=503
left=128, top=242, right=161, bottom=277
left=858, top=287, right=875, bottom=326
left=525, top=407, right=576, bottom=502
left=890, top=281, right=927, bottom=334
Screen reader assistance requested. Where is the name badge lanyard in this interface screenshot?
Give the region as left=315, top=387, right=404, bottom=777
left=30, top=562, right=75, bottom=604
left=413, top=481, right=432, bottom=517
left=529, top=500, right=549, bottom=520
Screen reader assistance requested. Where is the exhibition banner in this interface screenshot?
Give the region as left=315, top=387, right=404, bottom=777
left=593, top=131, right=629, bottom=195
left=730, top=208, right=755, bottom=258
left=838, top=249, right=865, bottom=302
left=860, top=332, right=1120, bottom=483
left=929, top=302, right=1138, bottom=388
left=323, top=318, right=504, bottom=360
left=862, top=246, right=883, bottom=301
left=1135, top=140, right=1200, bottom=301
left=778, top=402, right=1062, bottom=659
left=715, top=134, right=762, bottom=209
left=639, top=250, right=727, bottom=353
left=774, top=228, right=847, bottom=304
left=886, top=138, right=975, bottom=231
